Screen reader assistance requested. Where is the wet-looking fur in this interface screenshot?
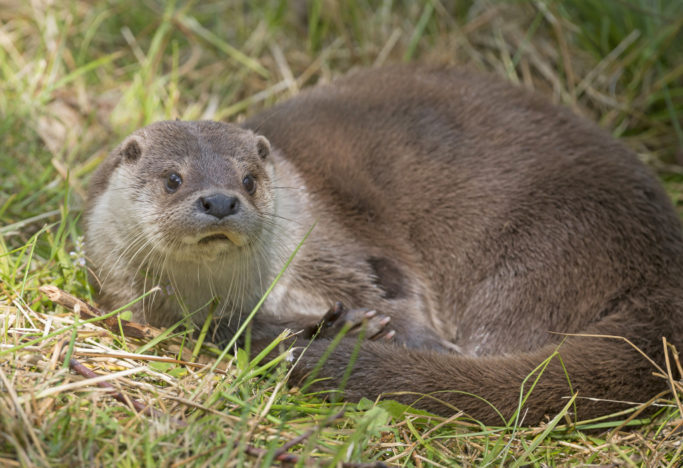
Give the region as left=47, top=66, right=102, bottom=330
left=85, top=66, right=683, bottom=424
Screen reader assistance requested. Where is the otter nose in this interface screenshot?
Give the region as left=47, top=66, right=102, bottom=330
left=198, top=194, right=240, bottom=219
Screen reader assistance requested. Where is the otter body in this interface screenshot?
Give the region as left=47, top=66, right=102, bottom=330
left=86, top=67, right=683, bottom=423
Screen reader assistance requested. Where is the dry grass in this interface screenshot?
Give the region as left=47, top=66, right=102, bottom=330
left=1, top=0, right=682, bottom=466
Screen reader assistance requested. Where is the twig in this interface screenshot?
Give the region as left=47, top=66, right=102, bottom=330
left=273, top=408, right=388, bottom=467
left=176, top=428, right=387, bottom=467
left=68, top=357, right=187, bottom=427
left=40, top=285, right=161, bottom=340
left=244, top=444, right=299, bottom=464
left=342, top=463, right=390, bottom=468
left=662, top=338, right=683, bottom=418
left=276, top=409, right=346, bottom=455
left=72, top=350, right=228, bottom=375
left=242, top=408, right=388, bottom=467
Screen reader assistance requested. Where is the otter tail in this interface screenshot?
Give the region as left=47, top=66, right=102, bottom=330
left=290, top=304, right=679, bottom=425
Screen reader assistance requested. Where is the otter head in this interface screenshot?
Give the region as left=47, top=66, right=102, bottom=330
left=86, top=120, right=275, bottom=276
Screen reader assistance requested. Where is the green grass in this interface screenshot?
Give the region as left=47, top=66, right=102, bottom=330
left=1, top=0, right=682, bottom=466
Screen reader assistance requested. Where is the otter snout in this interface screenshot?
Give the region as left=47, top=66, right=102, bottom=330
left=197, top=193, right=240, bottom=219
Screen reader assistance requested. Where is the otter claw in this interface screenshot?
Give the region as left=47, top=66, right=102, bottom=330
left=322, top=301, right=345, bottom=325
left=313, top=302, right=393, bottom=340
left=382, top=330, right=396, bottom=340
left=364, top=315, right=391, bottom=338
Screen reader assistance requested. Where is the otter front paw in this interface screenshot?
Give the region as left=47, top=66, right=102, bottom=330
left=311, top=301, right=395, bottom=341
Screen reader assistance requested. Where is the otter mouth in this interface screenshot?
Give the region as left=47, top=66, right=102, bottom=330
left=198, top=233, right=231, bottom=244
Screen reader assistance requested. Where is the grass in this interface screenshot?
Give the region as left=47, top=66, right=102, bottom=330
left=1, top=0, right=682, bottom=465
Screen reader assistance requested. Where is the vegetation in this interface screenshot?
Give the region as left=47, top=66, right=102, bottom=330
left=1, top=0, right=682, bottom=465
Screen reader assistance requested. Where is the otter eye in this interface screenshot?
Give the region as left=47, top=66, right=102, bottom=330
left=242, top=174, right=255, bottom=194
left=165, top=172, right=182, bottom=193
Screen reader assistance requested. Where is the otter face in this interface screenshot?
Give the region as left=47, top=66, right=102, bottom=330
left=91, top=121, right=275, bottom=264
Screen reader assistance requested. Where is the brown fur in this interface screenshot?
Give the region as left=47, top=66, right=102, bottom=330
left=86, top=66, right=683, bottom=424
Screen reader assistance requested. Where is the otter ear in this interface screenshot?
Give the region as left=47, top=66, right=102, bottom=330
left=255, top=135, right=271, bottom=160
left=121, top=137, right=142, bottom=163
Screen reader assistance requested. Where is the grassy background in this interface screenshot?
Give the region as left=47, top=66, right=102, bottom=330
left=1, top=0, right=682, bottom=465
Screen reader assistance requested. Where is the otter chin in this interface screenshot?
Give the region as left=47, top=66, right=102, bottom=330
left=85, top=66, right=683, bottom=425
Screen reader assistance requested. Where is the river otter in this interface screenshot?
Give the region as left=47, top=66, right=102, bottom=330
left=85, top=66, right=682, bottom=424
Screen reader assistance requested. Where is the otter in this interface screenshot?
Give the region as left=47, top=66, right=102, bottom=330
left=85, top=66, right=683, bottom=425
